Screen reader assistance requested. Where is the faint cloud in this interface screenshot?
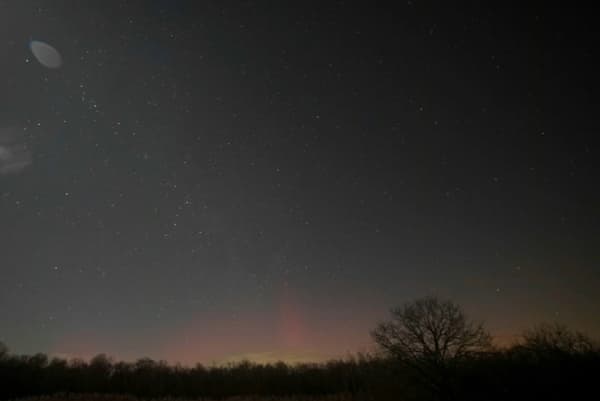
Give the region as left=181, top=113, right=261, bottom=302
left=0, top=127, right=32, bottom=175
left=29, top=40, right=63, bottom=69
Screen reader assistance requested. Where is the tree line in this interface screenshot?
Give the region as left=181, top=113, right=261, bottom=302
left=2, top=296, right=599, bottom=401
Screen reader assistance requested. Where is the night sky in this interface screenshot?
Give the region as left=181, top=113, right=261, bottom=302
left=1, top=1, right=598, bottom=365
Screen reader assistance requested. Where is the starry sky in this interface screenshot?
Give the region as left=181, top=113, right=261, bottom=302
left=1, top=1, right=599, bottom=365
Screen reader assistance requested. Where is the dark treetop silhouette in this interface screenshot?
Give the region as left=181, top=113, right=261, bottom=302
left=371, top=296, right=492, bottom=400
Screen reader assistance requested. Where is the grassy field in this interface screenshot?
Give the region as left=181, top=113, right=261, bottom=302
left=12, top=394, right=360, bottom=401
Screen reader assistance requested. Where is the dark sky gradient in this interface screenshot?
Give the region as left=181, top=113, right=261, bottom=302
left=1, top=1, right=598, bottom=365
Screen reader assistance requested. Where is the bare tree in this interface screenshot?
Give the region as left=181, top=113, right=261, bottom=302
left=372, top=296, right=491, bottom=365
left=520, top=322, right=597, bottom=355
left=371, top=296, right=491, bottom=400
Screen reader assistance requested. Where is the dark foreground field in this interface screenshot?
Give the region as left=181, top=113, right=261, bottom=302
left=3, top=348, right=600, bottom=401
left=11, top=395, right=356, bottom=401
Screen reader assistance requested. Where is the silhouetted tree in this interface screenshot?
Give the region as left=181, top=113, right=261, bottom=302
left=371, top=296, right=491, bottom=400
left=0, top=341, right=7, bottom=359
left=519, top=322, right=596, bottom=355
left=88, top=354, right=113, bottom=392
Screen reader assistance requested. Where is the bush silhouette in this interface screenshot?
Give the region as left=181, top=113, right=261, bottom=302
left=519, top=322, right=597, bottom=355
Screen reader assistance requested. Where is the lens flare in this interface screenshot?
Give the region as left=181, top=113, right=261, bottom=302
left=29, top=40, right=62, bottom=68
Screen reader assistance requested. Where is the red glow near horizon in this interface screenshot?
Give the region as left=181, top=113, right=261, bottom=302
left=277, top=282, right=308, bottom=349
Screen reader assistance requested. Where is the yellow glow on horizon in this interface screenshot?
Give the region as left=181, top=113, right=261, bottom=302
left=217, top=350, right=332, bottom=366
